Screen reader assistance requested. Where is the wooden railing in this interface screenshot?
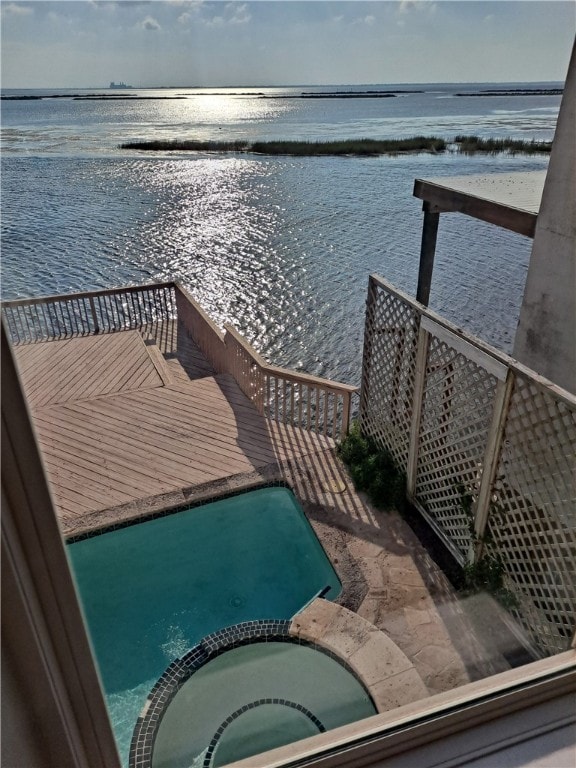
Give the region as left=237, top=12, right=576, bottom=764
left=174, top=292, right=357, bottom=439
left=2, top=283, right=176, bottom=344
left=223, top=325, right=357, bottom=440
left=172, top=286, right=357, bottom=439
left=174, top=285, right=229, bottom=374
left=2, top=282, right=357, bottom=439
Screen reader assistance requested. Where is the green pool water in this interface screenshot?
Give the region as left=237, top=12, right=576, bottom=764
left=67, top=487, right=341, bottom=765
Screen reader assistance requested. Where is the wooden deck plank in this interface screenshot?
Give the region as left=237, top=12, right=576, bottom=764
left=127, top=394, right=290, bottom=466
left=15, top=323, right=336, bottom=520
left=78, top=390, right=286, bottom=467
left=38, top=442, right=174, bottom=501
left=35, top=406, right=208, bottom=487
left=74, top=333, right=164, bottom=397
left=145, top=342, right=173, bottom=386
left=141, top=320, right=216, bottom=381
left=41, top=471, right=147, bottom=513
left=36, top=466, right=104, bottom=515
left=37, top=440, right=164, bottom=498
left=147, top=378, right=271, bottom=427
left=22, top=334, right=129, bottom=404
left=32, top=413, right=190, bottom=490
left=14, top=331, right=165, bottom=408
left=132, top=385, right=283, bottom=448
left=72, top=387, right=261, bottom=449
left=51, top=401, right=245, bottom=477
left=40, top=461, right=131, bottom=509
left=39, top=392, right=255, bottom=481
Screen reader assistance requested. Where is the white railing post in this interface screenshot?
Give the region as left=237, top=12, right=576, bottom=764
left=471, top=369, right=515, bottom=563
left=341, top=391, right=351, bottom=437
left=89, top=296, right=100, bottom=334
left=406, top=323, right=429, bottom=497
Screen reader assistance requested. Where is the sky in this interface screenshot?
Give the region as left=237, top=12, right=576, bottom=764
left=1, top=1, right=574, bottom=88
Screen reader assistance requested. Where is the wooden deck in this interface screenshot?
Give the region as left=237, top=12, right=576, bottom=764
left=14, top=321, right=333, bottom=532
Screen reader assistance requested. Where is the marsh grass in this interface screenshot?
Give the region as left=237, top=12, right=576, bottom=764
left=120, top=135, right=552, bottom=156
left=454, top=135, right=552, bottom=154
left=120, top=139, right=251, bottom=152
left=120, top=136, right=446, bottom=155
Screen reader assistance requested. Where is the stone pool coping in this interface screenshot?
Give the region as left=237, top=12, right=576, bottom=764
left=292, top=599, right=428, bottom=713
left=61, top=463, right=294, bottom=541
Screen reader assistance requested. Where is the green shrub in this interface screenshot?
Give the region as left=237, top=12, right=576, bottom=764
left=462, top=555, right=518, bottom=609
left=337, top=422, right=406, bottom=511
left=456, top=486, right=518, bottom=609
left=337, top=421, right=371, bottom=466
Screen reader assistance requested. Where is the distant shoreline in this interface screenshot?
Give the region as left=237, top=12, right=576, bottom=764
left=0, top=94, right=188, bottom=101
left=5, top=87, right=564, bottom=102
left=119, top=136, right=552, bottom=157
left=455, top=88, right=562, bottom=96
left=1, top=89, right=423, bottom=101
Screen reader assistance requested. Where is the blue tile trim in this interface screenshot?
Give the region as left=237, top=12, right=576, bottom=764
left=203, top=698, right=325, bottom=768
left=67, top=481, right=290, bottom=543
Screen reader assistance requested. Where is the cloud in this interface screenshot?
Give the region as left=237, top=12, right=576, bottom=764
left=1, top=3, right=33, bottom=17
left=398, top=0, right=415, bottom=14
left=206, top=13, right=224, bottom=28
left=138, top=15, right=161, bottom=31
left=177, top=0, right=204, bottom=24
left=352, top=14, right=376, bottom=27
left=227, top=3, right=250, bottom=25
left=176, top=2, right=204, bottom=25
left=204, top=2, right=250, bottom=27
left=399, top=1, right=437, bottom=16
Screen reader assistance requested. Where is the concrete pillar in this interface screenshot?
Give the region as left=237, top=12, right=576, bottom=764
left=513, top=42, right=576, bottom=394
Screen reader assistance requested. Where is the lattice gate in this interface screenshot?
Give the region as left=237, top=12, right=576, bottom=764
left=360, top=274, right=576, bottom=655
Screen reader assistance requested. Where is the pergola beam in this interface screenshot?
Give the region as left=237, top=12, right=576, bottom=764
left=412, top=172, right=545, bottom=307
left=415, top=203, right=440, bottom=306
left=413, top=178, right=538, bottom=238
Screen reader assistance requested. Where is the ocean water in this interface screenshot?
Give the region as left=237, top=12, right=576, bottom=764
left=1, top=83, right=561, bottom=382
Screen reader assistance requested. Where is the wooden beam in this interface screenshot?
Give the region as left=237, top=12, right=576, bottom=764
left=416, top=203, right=440, bottom=306
left=413, top=179, right=537, bottom=238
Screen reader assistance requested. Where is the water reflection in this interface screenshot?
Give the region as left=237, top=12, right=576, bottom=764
left=2, top=151, right=542, bottom=383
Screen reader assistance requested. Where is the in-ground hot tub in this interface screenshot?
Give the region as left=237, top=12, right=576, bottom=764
left=67, top=486, right=342, bottom=764
left=130, top=622, right=377, bottom=768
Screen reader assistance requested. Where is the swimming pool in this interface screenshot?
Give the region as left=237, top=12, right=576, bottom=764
left=67, top=486, right=342, bottom=765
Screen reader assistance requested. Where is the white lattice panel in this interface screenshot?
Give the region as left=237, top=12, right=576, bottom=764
left=355, top=275, right=575, bottom=655
left=485, top=374, right=576, bottom=654
left=360, top=281, right=419, bottom=469
left=415, top=336, right=499, bottom=557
